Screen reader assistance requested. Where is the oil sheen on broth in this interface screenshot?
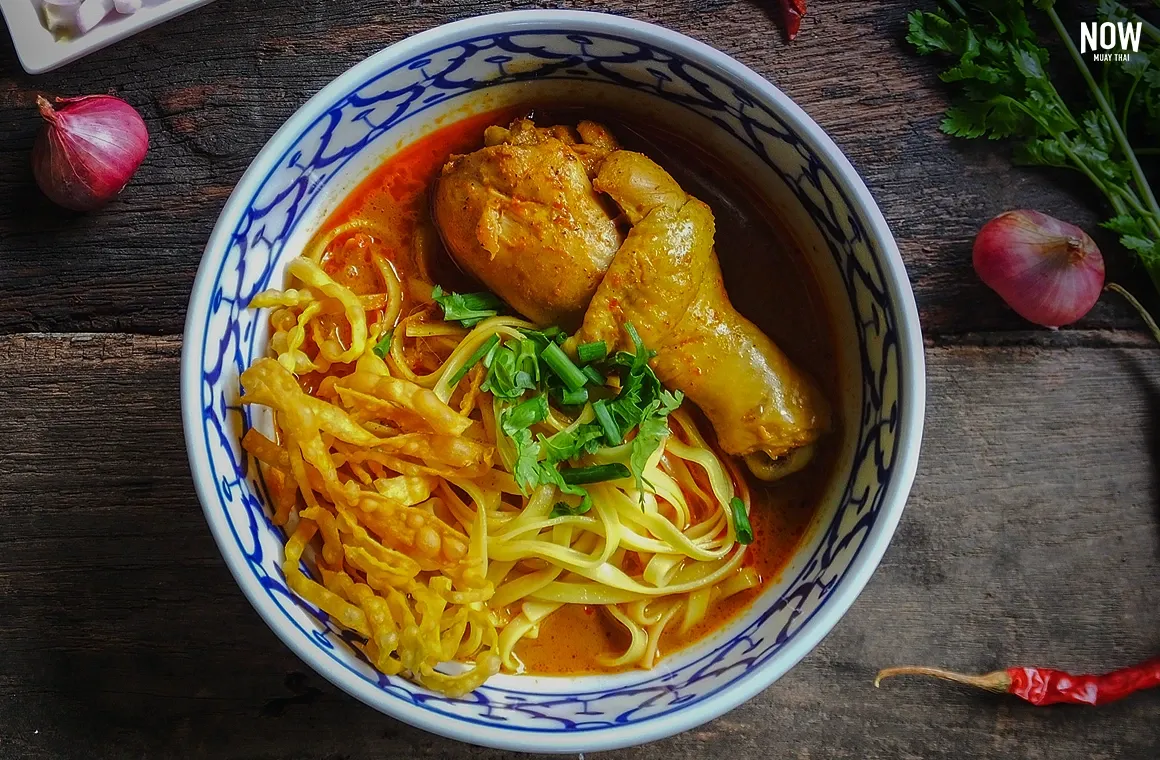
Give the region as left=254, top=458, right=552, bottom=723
left=317, top=106, right=840, bottom=675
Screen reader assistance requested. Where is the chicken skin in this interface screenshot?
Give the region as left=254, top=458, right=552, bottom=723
left=432, top=119, right=623, bottom=327
left=577, top=151, right=830, bottom=469
left=433, top=119, right=830, bottom=477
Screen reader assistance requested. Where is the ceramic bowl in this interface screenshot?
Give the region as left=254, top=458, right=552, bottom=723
left=181, top=10, right=925, bottom=753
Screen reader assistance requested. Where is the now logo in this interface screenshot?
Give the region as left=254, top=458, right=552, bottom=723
left=1079, top=21, right=1143, bottom=55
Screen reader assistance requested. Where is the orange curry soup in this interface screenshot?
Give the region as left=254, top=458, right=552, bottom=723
left=311, top=106, right=839, bottom=675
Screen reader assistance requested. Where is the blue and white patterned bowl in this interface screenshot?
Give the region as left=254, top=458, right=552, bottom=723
left=181, top=10, right=924, bottom=753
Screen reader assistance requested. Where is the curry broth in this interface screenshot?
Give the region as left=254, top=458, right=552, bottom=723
left=315, top=106, right=840, bottom=676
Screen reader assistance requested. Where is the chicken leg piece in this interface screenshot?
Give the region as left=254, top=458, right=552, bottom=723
left=577, top=151, right=830, bottom=475
left=432, top=118, right=623, bottom=328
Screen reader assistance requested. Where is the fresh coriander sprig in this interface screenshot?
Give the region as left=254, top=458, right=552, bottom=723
left=431, top=285, right=504, bottom=327
left=908, top=0, right=1160, bottom=303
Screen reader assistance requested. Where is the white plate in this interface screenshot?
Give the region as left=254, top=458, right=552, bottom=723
left=1, top=0, right=214, bottom=74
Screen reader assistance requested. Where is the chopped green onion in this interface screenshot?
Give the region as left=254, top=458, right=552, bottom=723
left=581, top=364, right=605, bottom=387
left=502, top=394, right=549, bottom=435
left=623, top=321, right=653, bottom=368
left=371, top=330, right=393, bottom=359
left=521, top=326, right=566, bottom=352
left=449, top=334, right=499, bottom=386
left=431, top=285, right=504, bottom=327
left=541, top=342, right=587, bottom=392
left=729, top=496, right=754, bottom=545
left=559, top=387, right=588, bottom=406
left=517, top=338, right=540, bottom=384
left=592, top=399, right=623, bottom=446
left=576, top=340, right=608, bottom=364
left=559, top=462, right=631, bottom=486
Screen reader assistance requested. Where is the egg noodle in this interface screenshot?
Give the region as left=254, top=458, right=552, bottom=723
left=239, top=225, right=758, bottom=696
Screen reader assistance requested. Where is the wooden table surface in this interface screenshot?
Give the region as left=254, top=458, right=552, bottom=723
left=2, top=1, right=1159, bottom=758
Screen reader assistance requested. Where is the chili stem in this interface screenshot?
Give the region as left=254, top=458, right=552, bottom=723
left=875, top=666, right=1011, bottom=694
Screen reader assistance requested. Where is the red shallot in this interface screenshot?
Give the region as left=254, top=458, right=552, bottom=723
left=973, top=210, right=1105, bottom=328
left=32, top=94, right=149, bottom=212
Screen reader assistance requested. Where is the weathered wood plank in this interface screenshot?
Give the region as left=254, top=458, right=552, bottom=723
left=0, top=0, right=1151, bottom=337
left=0, top=334, right=1156, bottom=758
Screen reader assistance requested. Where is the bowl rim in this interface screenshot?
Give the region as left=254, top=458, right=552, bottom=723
left=181, top=9, right=926, bottom=753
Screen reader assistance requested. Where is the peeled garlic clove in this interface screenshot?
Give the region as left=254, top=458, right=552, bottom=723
left=74, top=0, right=115, bottom=34
left=113, top=0, right=141, bottom=13
left=41, top=0, right=83, bottom=34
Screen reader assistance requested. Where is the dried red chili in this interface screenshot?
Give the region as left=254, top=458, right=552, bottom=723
left=875, top=657, right=1160, bottom=706
left=779, top=0, right=807, bottom=41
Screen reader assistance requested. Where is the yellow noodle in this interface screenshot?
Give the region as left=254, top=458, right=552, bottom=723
left=243, top=230, right=767, bottom=698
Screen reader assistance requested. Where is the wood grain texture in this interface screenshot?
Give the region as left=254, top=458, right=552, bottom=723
left=0, top=334, right=1157, bottom=758
left=0, top=0, right=1153, bottom=338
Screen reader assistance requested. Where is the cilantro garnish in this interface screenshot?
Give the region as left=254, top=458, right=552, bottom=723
left=431, top=285, right=504, bottom=327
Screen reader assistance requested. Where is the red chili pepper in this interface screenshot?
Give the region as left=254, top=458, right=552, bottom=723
left=779, top=0, right=807, bottom=41
left=875, top=657, right=1160, bottom=706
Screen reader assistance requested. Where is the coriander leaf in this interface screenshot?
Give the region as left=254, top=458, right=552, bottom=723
left=1013, top=137, right=1069, bottom=167
left=1104, top=213, right=1149, bottom=237
left=431, top=285, right=504, bottom=327
left=906, top=9, right=959, bottom=55
left=501, top=394, right=549, bottom=436
left=509, top=427, right=542, bottom=494
left=1104, top=214, right=1160, bottom=262
left=539, top=424, right=605, bottom=465
left=482, top=344, right=537, bottom=399
left=629, top=415, right=670, bottom=494
left=535, top=461, right=591, bottom=513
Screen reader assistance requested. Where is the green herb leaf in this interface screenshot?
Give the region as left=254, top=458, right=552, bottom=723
left=482, top=344, right=537, bottom=399
left=509, top=427, right=542, bottom=494
left=729, top=496, right=754, bottom=545
left=629, top=414, right=669, bottom=494
left=535, top=461, right=591, bottom=513
left=431, top=285, right=504, bottom=327
left=539, top=424, right=605, bottom=465
left=502, top=394, right=549, bottom=436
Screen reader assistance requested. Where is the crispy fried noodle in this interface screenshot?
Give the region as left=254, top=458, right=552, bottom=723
left=241, top=218, right=758, bottom=697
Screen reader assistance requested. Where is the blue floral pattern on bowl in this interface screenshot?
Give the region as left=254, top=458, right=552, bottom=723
left=182, top=12, right=922, bottom=753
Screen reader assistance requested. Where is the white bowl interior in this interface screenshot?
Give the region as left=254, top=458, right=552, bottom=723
left=182, top=12, right=921, bottom=754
